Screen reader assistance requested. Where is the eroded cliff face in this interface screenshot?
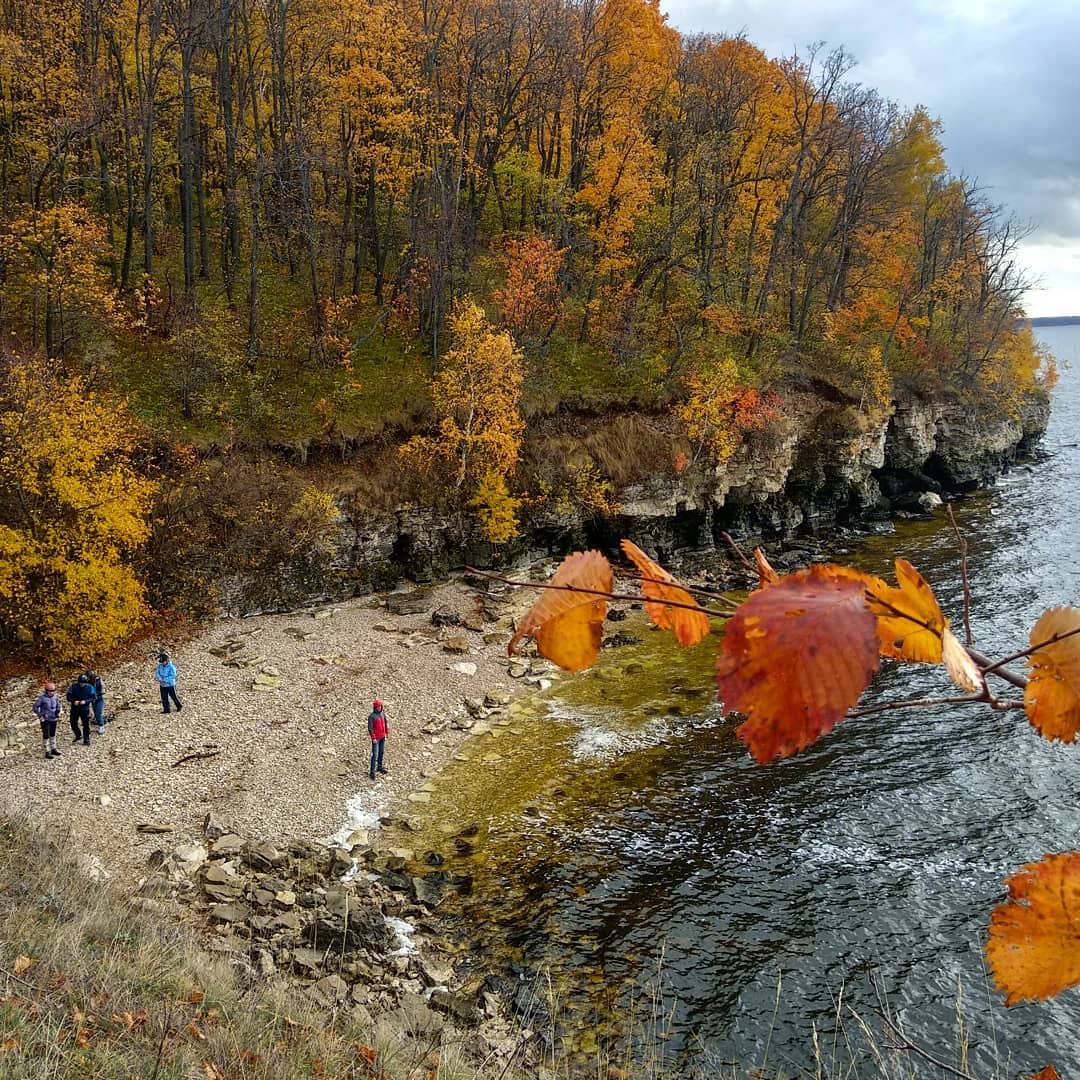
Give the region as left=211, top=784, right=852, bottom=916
left=218, top=388, right=1050, bottom=612
left=502, top=388, right=1050, bottom=570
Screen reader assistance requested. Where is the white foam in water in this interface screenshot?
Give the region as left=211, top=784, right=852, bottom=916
left=386, top=915, right=417, bottom=956
left=327, top=790, right=383, bottom=849
left=570, top=715, right=671, bottom=761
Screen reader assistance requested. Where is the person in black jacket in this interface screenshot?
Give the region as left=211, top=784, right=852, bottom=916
left=66, top=674, right=96, bottom=746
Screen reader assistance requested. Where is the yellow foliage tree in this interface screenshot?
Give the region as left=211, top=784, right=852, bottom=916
left=0, top=354, right=157, bottom=660
left=675, top=355, right=778, bottom=466
left=401, top=300, right=524, bottom=541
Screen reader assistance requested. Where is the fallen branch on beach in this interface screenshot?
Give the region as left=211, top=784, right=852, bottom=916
left=171, top=748, right=222, bottom=768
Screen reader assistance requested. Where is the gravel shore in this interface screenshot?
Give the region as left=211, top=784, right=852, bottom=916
left=0, top=580, right=535, bottom=882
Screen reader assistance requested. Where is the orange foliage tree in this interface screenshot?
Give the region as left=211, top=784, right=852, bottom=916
left=493, top=531, right=1080, bottom=1036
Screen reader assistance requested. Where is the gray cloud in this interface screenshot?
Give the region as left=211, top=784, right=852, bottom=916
left=663, top=0, right=1080, bottom=243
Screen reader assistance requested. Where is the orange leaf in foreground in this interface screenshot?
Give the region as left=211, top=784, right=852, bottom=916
left=865, top=558, right=945, bottom=662
left=508, top=550, right=613, bottom=672
left=1028, top=1067, right=1063, bottom=1080
left=1024, top=607, right=1080, bottom=742
left=716, top=565, right=880, bottom=763
left=986, top=852, right=1080, bottom=1005
left=619, top=540, right=710, bottom=647
left=753, top=547, right=780, bottom=588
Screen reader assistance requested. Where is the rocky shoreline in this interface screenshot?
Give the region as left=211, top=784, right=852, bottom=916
left=0, top=576, right=568, bottom=1063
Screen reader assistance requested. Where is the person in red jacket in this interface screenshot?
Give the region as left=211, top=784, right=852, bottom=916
left=368, top=699, right=389, bottom=780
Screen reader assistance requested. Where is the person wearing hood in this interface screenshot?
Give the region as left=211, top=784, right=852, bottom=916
left=367, top=699, right=389, bottom=780
left=155, top=652, right=183, bottom=714
left=84, top=669, right=105, bottom=734
left=66, top=674, right=96, bottom=746
left=32, top=681, right=63, bottom=760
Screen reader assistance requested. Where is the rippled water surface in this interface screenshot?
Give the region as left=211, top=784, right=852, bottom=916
left=417, top=328, right=1080, bottom=1075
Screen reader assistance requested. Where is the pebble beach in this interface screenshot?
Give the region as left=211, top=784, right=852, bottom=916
left=0, top=579, right=540, bottom=882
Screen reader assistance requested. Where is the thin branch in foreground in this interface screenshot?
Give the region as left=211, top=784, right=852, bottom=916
left=965, top=646, right=1027, bottom=691
left=847, top=693, right=989, bottom=720
left=981, top=623, right=1080, bottom=674
left=947, top=504, right=974, bottom=647
left=464, top=567, right=733, bottom=622
left=619, top=568, right=740, bottom=608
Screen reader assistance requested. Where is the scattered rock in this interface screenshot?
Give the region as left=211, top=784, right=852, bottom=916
left=312, top=974, right=349, bottom=1004
left=448, top=662, right=478, bottom=676
left=135, top=822, right=174, bottom=835
left=441, top=635, right=471, bottom=655
left=209, top=902, right=249, bottom=924
left=212, top=834, right=246, bottom=856
left=385, top=590, right=433, bottom=616
left=429, top=988, right=481, bottom=1025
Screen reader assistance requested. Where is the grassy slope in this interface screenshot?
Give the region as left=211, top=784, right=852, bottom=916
left=0, top=816, right=499, bottom=1080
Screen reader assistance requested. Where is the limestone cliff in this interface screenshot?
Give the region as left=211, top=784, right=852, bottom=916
left=220, top=387, right=1050, bottom=611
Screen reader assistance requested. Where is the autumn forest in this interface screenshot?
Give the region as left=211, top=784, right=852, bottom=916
left=0, top=0, right=1052, bottom=658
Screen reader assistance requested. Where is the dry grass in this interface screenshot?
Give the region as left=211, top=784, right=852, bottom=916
left=0, top=815, right=510, bottom=1079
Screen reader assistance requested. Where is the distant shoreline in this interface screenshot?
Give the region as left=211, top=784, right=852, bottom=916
left=1025, top=315, right=1080, bottom=326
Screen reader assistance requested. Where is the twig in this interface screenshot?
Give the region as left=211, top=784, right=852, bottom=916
left=864, top=592, right=941, bottom=636
left=171, top=749, right=221, bottom=768
left=965, top=646, right=1027, bottom=691
left=0, top=964, right=44, bottom=991
left=150, top=1005, right=172, bottom=1080
left=622, top=569, right=740, bottom=608
left=947, top=504, right=974, bottom=647
left=859, top=1006, right=977, bottom=1080
left=720, top=531, right=757, bottom=573
left=980, top=624, right=1080, bottom=675
left=847, top=694, right=989, bottom=719
left=464, top=567, right=733, bottom=621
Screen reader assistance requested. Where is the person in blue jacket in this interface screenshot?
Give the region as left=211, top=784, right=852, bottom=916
left=84, top=669, right=105, bottom=734
left=156, top=652, right=183, bottom=714
left=66, top=674, right=97, bottom=746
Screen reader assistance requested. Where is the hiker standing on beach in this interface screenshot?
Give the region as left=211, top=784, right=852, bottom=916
left=84, top=669, right=105, bottom=734
left=368, top=699, right=389, bottom=780
left=32, top=681, right=62, bottom=760
left=156, top=651, right=183, bottom=714
left=66, top=674, right=96, bottom=746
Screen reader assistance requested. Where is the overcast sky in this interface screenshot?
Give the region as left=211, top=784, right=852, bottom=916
left=660, top=0, right=1080, bottom=317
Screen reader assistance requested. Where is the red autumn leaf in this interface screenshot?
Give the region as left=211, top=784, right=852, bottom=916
left=1024, top=607, right=1080, bottom=742
left=716, top=565, right=881, bottom=763
left=1028, top=1068, right=1063, bottom=1080
left=619, top=539, right=710, bottom=647
left=508, top=550, right=612, bottom=671
left=354, top=1043, right=379, bottom=1066
left=986, top=852, right=1080, bottom=1005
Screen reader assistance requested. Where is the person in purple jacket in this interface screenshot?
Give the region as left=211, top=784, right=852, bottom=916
left=32, top=681, right=63, bottom=760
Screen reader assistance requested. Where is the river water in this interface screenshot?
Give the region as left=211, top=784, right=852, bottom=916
left=412, top=327, right=1080, bottom=1076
